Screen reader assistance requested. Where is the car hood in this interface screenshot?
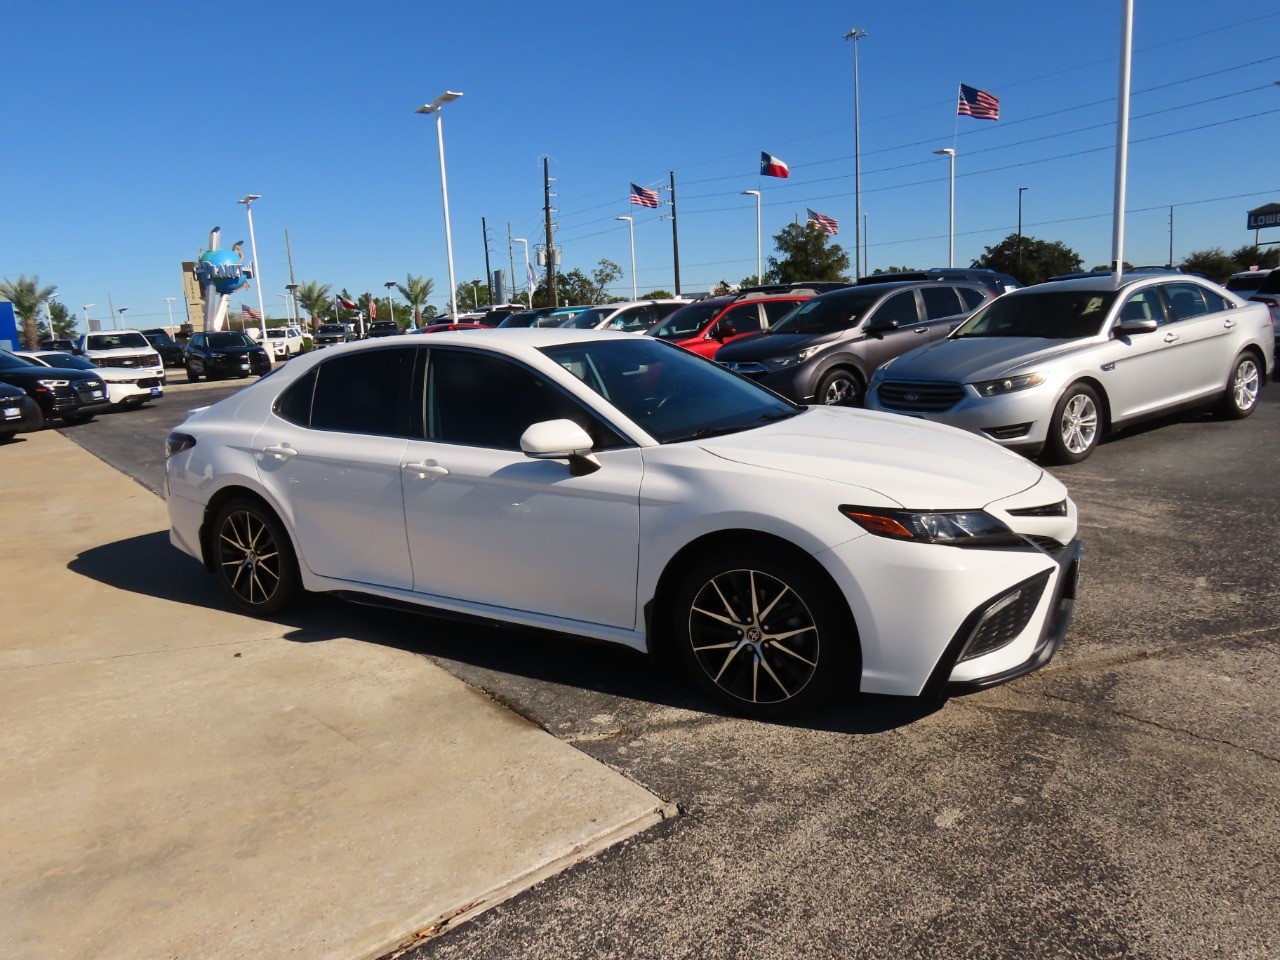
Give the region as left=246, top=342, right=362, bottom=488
left=883, top=336, right=1095, bottom=382
left=715, top=331, right=837, bottom=361
left=0, top=366, right=104, bottom=384
left=698, top=407, right=1046, bottom=509
left=84, top=346, right=158, bottom=358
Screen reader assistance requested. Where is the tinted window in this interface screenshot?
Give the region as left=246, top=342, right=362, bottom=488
left=1164, top=283, right=1210, bottom=321
left=921, top=286, right=964, bottom=320
left=868, top=291, right=919, bottom=328
left=649, top=300, right=725, bottom=340
left=953, top=290, right=1118, bottom=339
left=427, top=350, right=624, bottom=450
left=722, top=303, right=764, bottom=335
left=559, top=307, right=611, bottom=330
left=310, top=349, right=415, bottom=436
left=769, top=290, right=883, bottom=336
left=275, top=368, right=318, bottom=425
left=207, top=332, right=256, bottom=349
left=0, top=351, right=40, bottom=370
left=958, top=287, right=986, bottom=310
left=1226, top=273, right=1267, bottom=294
left=761, top=300, right=800, bottom=328
left=87, top=333, right=149, bottom=350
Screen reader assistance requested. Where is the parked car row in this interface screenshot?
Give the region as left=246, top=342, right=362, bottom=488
left=0, top=348, right=111, bottom=431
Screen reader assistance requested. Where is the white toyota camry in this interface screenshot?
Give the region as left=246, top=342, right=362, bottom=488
left=165, top=329, right=1082, bottom=717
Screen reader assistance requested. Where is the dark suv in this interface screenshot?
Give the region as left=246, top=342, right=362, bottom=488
left=141, top=328, right=186, bottom=367
left=0, top=349, right=110, bottom=425
left=183, top=331, right=272, bottom=381
left=714, top=281, right=991, bottom=406
left=314, top=323, right=356, bottom=348
left=366, top=320, right=400, bottom=338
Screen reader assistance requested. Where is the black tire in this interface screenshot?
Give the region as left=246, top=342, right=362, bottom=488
left=61, top=412, right=95, bottom=425
left=815, top=368, right=863, bottom=407
left=1042, top=383, right=1102, bottom=464
left=0, top=430, right=16, bottom=444
left=211, top=498, right=303, bottom=616
left=185, top=362, right=201, bottom=383
left=1218, top=352, right=1261, bottom=420
left=667, top=546, right=856, bottom=718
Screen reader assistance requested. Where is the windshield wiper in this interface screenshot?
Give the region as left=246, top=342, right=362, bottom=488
left=667, top=409, right=800, bottom=443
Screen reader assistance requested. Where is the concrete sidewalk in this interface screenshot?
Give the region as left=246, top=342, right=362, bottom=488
left=0, top=429, right=668, bottom=960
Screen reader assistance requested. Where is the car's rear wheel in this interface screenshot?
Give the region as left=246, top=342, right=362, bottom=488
left=212, top=499, right=302, bottom=616
left=1219, top=353, right=1261, bottom=420
left=816, top=369, right=862, bottom=407
left=1043, top=383, right=1101, bottom=464
left=669, top=547, right=854, bottom=718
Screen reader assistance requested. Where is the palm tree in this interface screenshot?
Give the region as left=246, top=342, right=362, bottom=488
left=0, top=275, right=57, bottom=349
left=293, top=281, right=332, bottom=331
left=396, top=274, right=435, bottom=326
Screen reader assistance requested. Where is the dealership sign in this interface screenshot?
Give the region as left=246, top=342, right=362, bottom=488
left=1246, top=203, right=1280, bottom=231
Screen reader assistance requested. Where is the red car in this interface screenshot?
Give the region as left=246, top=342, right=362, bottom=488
left=645, top=293, right=811, bottom=358
left=409, top=322, right=489, bottom=334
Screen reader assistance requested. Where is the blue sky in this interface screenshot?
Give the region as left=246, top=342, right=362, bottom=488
left=3, top=0, right=1278, bottom=328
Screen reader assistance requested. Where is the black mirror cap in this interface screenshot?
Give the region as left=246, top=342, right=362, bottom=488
left=1114, top=318, right=1158, bottom=336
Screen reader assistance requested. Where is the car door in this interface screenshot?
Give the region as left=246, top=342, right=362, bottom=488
left=697, top=302, right=766, bottom=358
left=186, top=334, right=206, bottom=375
left=1094, top=286, right=1184, bottom=421
left=856, top=289, right=929, bottom=369
left=1158, top=282, right=1242, bottom=399
left=252, top=347, right=418, bottom=588
left=920, top=285, right=972, bottom=340
left=401, top=347, right=643, bottom=629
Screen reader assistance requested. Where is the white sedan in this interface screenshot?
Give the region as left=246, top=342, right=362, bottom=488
left=165, top=330, right=1082, bottom=717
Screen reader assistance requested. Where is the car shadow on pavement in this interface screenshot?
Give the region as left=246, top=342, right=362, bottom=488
left=70, top=531, right=939, bottom=736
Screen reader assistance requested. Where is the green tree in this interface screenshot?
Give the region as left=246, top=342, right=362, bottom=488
left=766, top=223, right=850, bottom=284
left=455, top=280, right=491, bottom=312
left=531, top=269, right=596, bottom=308
left=1178, top=248, right=1237, bottom=285
left=873, top=265, right=918, bottom=275
left=396, top=274, right=435, bottom=325
left=294, top=281, right=332, bottom=330
left=0, top=275, right=57, bottom=349
left=736, top=276, right=764, bottom=289
left=590, top=258, right=623, bottom=303
left=972, top=233, right=1082, bottom=285
left=32, top=301, right=77, bottom=342
left=1230, top=244, right=1280, bottom=271
left=639, top=289, right=673, bottom=300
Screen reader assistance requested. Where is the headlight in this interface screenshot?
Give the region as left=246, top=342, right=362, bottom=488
left=35, top=378, right=71, bottom=388
left=971, top=373, right=1045, bottom=397
left=762, top=345, right=821, bottom=370
left=839, top=505, right=1024, bottom=547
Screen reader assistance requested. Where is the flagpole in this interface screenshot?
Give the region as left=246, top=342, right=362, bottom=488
left=1110, top=0, right=1134, bottom=281
left=844, top=28, right=867, bottom=281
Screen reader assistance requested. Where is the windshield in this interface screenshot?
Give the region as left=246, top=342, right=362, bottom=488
left=87, top=332, right=150, bottom=350
left=557, top=307, right=611, bottom=330
left=540, top=337, right=801, bottom=444
left=0, top=350, right=42, bottom=370
left=317, top=324, right=344, bottom=333
left=265, top=329, right=286, bottom=339
left=207, top=332, right=257, bottom=348
left=768, top=291, right=882, bottom=336
left=648, top=300, right=727, bottom=340
left=952, top=290, right=1118, bottom=339
left=35, top=352, right=94, bottom=370
left=1226, top=274, right=1266, bottom=294
left=143, top=333, right=171, bottom=345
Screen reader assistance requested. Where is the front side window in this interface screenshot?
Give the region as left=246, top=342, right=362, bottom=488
left=867, top=291, right=920, bottom=328
left=722, top=303, right=764, bottom=335
left=610, top=305, right=656, bottom=332
left=426, top=349, right=625, bottom=451
left=309, top=348, right=416, bottom=436
left=649, top=300, right=726, bottom=340
left=1163, top=283, right=1211, bottom=322
left=559, top=307, right=610, bottom=330
left=1117, top=289, right=1166, bottom=325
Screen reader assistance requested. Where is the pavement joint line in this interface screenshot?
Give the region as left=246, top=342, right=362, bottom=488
left=0, top=633, right=278, bottom=672
left=1036, top=623, right=1279, bottom=678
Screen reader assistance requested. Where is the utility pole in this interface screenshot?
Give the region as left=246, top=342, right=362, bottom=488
left=481, top=216, right=494, bottom=305
left=669, top=170, right=681, bottom=296
left=506, top=221, right=516, bottom=306
left=544, top=156, right=557, bottom=307
left=1168, top=206, right=1174, bottom=268
left=108, top=293, right=117, bottom=330
left=844, top=28, right=867, bottom=280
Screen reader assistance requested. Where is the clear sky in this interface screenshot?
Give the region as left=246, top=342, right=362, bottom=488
left=3, top=0, right=1278, bottom=329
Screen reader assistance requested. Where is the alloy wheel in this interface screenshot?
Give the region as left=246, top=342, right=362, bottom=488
left=1060, top=393, right=1098, bottom=455
left=687, top=568, right=820, bottom=705
left=217, top=509, right=282, bottom=607
left=823, top=376, right=857, bottom=405
left=1233, top=359, right=1259, bottom=412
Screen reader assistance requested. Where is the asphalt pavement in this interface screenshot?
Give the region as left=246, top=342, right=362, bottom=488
left=52, top=369, right=1280, bottom=960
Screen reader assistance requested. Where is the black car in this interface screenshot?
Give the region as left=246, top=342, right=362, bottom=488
left=0, top=380, right=42, bottom=440
left=141, top=329, right=187, bottom=367
left=183, top=331, right=272, bottom=381
left=713, top=280, right=990, bottom=407
left=314, top=323, right=356, bottom=348
left=0, top=349, right=110, bottom=425
left=366, top=320, right=400, bottom=338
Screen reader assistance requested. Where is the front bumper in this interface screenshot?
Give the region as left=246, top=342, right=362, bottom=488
left=104, top=376, right=164, bottom=404
left=721, top=364, right=816, bottom=403
left=867, top=379, right=1056, bottom=450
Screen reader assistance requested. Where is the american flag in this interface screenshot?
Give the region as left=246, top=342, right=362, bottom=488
left=806, top=208, right=839, bottom=235
left=241, top=303, right=263, bottom=321
left=630, top=183, right=660, bottom=208
left=957, top=83, right=1000, bottom=121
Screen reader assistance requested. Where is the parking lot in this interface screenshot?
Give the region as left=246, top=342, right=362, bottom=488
left=32, top=370, right=1278, bottom=959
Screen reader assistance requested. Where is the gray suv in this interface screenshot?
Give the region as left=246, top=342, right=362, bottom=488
left=714, top=281, right=990, bottom=406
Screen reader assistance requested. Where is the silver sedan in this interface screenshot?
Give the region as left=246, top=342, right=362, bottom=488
left=866, top=274, right=1274, bottom=463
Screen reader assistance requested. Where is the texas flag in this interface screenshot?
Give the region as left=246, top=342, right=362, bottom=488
left=761, top=151, right=790, bottom=178
left=335, top=294, right=357, bottom=310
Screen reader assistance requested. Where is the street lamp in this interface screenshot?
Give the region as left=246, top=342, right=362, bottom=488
left=284, top=283, right=301, bottom=328
left=615, top=216, right=637, bottom=301
left=844, top=28, right=868, bottom=279
left=162, top=296, right=176, bottom=329
left=116, top=306, right=129, bottom=329
left=383, top=281, right=399, bottom=328
left=236, top=194, right=268, bottom=333
left=1017, top=187, right=1028, bottom=275
left=82, top=304, right=95, bottom=333
left=470, top=279, right=481, bottom=310
left=933, top=148, right=956, bottom=267
left=512, top=238, right=532, bottom=307
left=44, top=294, right=59, bottom=343
left=415, top=90, right=464, bottom=321
left=740, top=190, right=761, bottom=283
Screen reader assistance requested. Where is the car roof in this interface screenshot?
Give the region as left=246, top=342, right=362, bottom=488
left=1012, top=273, right=1188, bottom=295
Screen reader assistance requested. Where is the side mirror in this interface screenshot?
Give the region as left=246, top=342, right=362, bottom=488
left=520, top=419, right=600, bottom=474
left=864, top=318, right=899, bottom=334
left=1114, top=318, right=1158, bottom=336
left=709, top=320, right=737, bottom=341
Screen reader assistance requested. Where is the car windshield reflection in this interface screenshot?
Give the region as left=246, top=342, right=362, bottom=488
left=952, top=291, right=1119, bottom=339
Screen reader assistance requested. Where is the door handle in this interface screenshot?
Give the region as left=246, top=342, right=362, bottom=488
left=402, top=460, right=449, bottom=478
left=1163, top=332, right=1180, bottom=343
left=261, top=443, right=298, bottom=459
left=914, top=326, right=929, bottom=334
left=1223, top=319, right=1236, bottom=329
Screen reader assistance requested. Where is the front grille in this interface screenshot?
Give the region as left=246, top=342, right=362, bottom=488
left=958, top=571, right=1051, bottom=662
left=137, top=377, right=161, bottom=388
left=877, top=380, right=965, bottom=412
left=98, top=356, right=141, bottom=368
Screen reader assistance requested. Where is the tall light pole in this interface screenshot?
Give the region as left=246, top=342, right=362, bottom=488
left=741, top=190, right=762, bottom=283
left=384, top=281, right=398, bottom=328
left=512, top=238, right=532, bottom=307
left=470, top=279, right=481, bottom=309
left=237, top=194, right=267, bottom=331
left=844, top=28, right=867, bottom=280
left=615, top=216, right=637, bottom=300
left=44, top=294, right=59, bottom=342
left=162, top=296, right=176, bottom=329
left=285, top=283, right=301, bottom=328
left=117, top=306, right=129, bottom=330
left=933, top=148, right=956, bottom=267
left=1110, top=0, right=1135, bottom=281
left=82, top=304, right=95, bottom=334
left=415, top=90, right=464, bottom=321
left=1017, top=186, right=1028, bottom=276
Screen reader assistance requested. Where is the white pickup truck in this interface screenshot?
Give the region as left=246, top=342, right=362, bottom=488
left=259, top=325, right=306, bottom=361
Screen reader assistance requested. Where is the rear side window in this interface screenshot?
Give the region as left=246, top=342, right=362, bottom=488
left=309, top=348, right=416, bottom=436
left=957, top=287, right=986, bottom=311
left=275, top=368, right=317, bottom=425
left=921, top=286, right=963, bottom=320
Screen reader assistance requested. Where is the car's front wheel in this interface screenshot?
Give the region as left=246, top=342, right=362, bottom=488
left=211, top=499, right=302, bottom=616
left=669, top=547, right=854, bottom=718
left=815, top=369, right=862, bottom=407
left=1043, top=383, right=1101, bottom=464
left=1219, top=353, right=1261, bottom=420
left=185, top=362, right=201, bottom=383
